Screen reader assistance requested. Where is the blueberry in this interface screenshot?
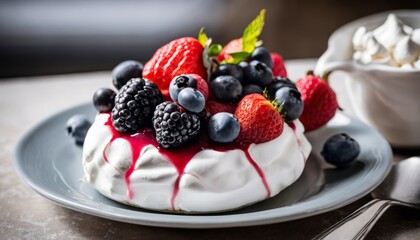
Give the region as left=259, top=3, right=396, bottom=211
left=169, top=74, right=197, bottom=102
left=208, top=112, right=240, bottom=143
left=177, top=87, right=205, bottom=113
left=267, top=77, right=297, bottom=100
left=274, top=87, right=304, bottom=122
left=250, top=47, right=273, bottom=68
left=242, top=84, right=263, bottom=96
left=112, top=60, right=143, bottom=89
left=93, top=88, right=116, bottom=112
left=321, top=133, right=360, bottom=167
left=244, top=60, right=273, bottom=87
left=66, top=115, right=92, bottom=145
left=238, top=61, right=249, bottom=70
left=210, top=76, right=243, bottom=102
left=212, top=64, right=244, bottom=83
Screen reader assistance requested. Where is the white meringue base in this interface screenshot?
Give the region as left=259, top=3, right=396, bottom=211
left=82, top=114, right=311, bottom=213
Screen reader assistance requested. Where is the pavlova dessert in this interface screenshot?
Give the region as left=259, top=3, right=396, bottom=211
left=66, top=10, right=353, bottom=213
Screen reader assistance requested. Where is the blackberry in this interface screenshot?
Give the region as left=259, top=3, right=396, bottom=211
left=112, top=78, right=163, bottom=133
left=152, top=102, right=201, bottom=148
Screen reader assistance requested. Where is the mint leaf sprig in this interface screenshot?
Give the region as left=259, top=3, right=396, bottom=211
left=242, top=9, right=266, bottom=53
left=198, top=27, right=209, bottom=47
left=222, top=9, right=266, bottom=64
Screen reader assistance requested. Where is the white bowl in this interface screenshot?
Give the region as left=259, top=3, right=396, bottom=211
left=315, top=10, right=420, bottom=147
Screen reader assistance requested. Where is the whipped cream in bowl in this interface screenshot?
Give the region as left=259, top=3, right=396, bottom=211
left=352, top=14, right=420, bottom=69
left=315, top=10, right=420, bottom=147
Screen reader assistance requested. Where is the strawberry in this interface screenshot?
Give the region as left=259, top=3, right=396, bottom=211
left=271, top=53, right=288, bottom=77
left=143, top=37, right=207, bottom=97
left=234, top=94, right=284, bottom=143
left=189, top=73, right=209, bottom=100
left=217, top=38, right=243, bottom=62
left=205, top=100, right=236, bottom=116
left=296, top=74, right=338, bottom=132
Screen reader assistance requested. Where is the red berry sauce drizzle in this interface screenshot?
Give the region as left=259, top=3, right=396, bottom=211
left=287, top=122, right=307, bottom=163
left=101, top=114, right=304, bottom=210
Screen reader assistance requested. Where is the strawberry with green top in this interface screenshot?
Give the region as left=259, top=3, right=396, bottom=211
left=234, top=93, right=284, bottom=143
left=296, top=73, right=339, bottom=132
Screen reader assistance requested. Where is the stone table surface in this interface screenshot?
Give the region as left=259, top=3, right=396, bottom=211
left=1, top=59, right=419, bottom=240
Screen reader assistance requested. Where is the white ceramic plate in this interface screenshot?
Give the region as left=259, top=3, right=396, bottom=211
left=14, top=103, right=392, bottom=228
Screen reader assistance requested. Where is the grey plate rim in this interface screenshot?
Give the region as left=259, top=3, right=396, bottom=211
left=14, top=103, right=393, bottom=228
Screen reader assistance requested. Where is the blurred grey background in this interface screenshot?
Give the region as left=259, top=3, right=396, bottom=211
left=1, top=0, right=420, bottom=78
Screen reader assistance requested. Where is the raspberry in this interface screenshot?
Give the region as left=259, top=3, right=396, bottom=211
left=271, top=53, right=288, bottom=77
left=189, top=74, right=209, bottom=100
left=205, top=100, right=236, bottom=116
left=112, top=78, right=163, bottom=133
left=152, top=102, right=201, bottom=148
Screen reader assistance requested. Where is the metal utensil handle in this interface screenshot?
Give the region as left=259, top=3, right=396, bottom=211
left=312, top=199, right=393, bottom=240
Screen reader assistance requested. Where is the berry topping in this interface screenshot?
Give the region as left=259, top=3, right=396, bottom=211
left=208, top=112, right=240, bottom=143
left=251, top=47, right=273, bottom=68
left=271, top=53, right=288, bottom=77
left=177, top=87, right=206, bottom=113
left=235, top=94, right=284, bottom=143
left=153, top=102, right=201, bottom=148
left=212, top=64, right=244, bottom=83
left=112, top=60, right=143, bottom=90
left=244, top=60, right=273, bottom=87
left=274, top=87, right=304, bottom=122
left=210, top=75, right=243, bottom=102
left=143, top=37, right=207, bottom=97
left=321, top=133, right=360, bottom=167
left=296, top=73, right=339, bottom=132
left=205, top=100, right=236, bottom=116
left=93, top=88, right=116, bottom=112
left=112, top=78, right=163, bottom=133
left=66, top=114, right=92, bottom=145
left=267, top=77, right=296, bottom=100
left=90, top=9, right=294, bottom=149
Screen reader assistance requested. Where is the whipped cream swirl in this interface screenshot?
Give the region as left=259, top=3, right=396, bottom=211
left=352, top=14, right=420, bottom=69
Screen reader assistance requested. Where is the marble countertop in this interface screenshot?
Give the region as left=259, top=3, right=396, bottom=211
left=1, top=59, right=419, bottom=239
